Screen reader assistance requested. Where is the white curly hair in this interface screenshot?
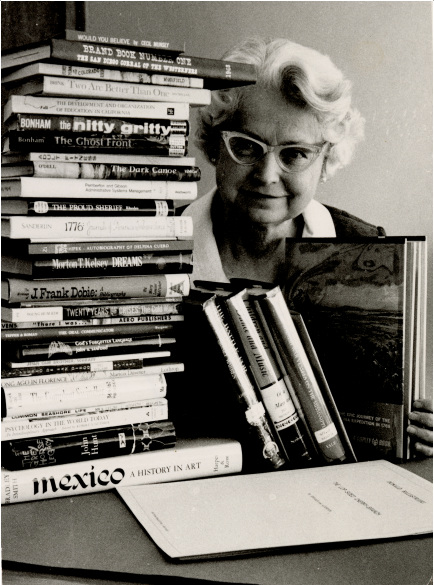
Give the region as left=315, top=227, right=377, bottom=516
left=196, top=37, right=365, bottom=180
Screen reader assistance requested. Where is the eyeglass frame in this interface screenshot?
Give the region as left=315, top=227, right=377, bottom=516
left=220, top=130, right=329, bottom=174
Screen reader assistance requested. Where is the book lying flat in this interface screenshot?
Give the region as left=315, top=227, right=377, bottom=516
left=117, top=460, right=433, bottom=561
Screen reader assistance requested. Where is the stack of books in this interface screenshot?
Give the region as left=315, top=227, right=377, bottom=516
left=0, top=29, right=256, bottom=495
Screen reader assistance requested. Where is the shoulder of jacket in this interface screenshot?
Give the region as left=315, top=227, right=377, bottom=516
left=325, top=205, right=386, bottom=237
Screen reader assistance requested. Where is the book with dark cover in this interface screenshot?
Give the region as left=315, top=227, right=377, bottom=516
left=8, top=114, right=189, bottom=136
left=3, top=130, right=187, bottom=156
left=1, top=199, right=176, bottom=215
left=2, top=420, right=176, bottom=470
left=283, top=238, right=426, bottom=462
left=1, top=39, right=257, bottom=90
left=2, top=251, right=194, bottom=278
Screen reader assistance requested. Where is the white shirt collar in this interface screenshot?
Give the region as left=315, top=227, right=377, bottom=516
left=182, top=188, right=336, bottom=285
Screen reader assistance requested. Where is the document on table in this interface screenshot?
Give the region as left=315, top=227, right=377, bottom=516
left=117, top=460, right=433, bottom=560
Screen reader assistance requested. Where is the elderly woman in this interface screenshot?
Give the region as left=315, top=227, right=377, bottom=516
left=181, top=37, right=432, bottom=457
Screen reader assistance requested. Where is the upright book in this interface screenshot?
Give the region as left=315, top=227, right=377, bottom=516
left=283, top=238, right=426, bottom=462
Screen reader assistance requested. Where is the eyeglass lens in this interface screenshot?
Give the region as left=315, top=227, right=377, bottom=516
left=227, top=135, right=318, bottom=170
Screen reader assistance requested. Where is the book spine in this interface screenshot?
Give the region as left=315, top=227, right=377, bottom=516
left=3, top=374, right=167, bottom=416
left=2, top=177, right=196, bottom=201
left=27, top=76, right=211, bottom=106
left=2, top=421, right=176, bottom=469
left=1, top=306, right=64, bottom=322
left=2, top=302, right=183, bottom=322
left=18, top=253, right=193, bottom=278
left=51, top=39, right=256, bottom=83
left=2, top=152, right=196, bottom=166
left=2, top=63, right=201, bottom=87
left=4, top=215, right=193, bottom=240
left=202, top=295, right=286, bottom=470
left=2, top=364, right=184, bottom=388
left=3, top=351, right=171, bottom=370
left=224, top=291, right=314, bottom=466
left=27, top=239, right=194, bottom=255
left=4, top=274, right=190, bottom=302
left=64, top=30, right=186, bottom=53
left=2, top=315, right=184, bottom=329
left=251, top=299, right=319, bottom=458
left=257, top=288, right=347, bottom=464
left=1, top=321, right=179, bottom=342
left=78, top=163, right=200, bottom=181
left=4, top=96, right=190, bottom=122
left=13, top=115, right=189, bottom=136
left=2, top=320, right=95, bottom=329
left=58, top=302, right=184, bottom=320
left=4, top=131, right=187, bottom=157
left=7, top=338, right=176, bottom=362
left=2, top=360, right=184, bottom=379
left=24, top=162, right=200, bottom=181
left=18, top=198, right=176, bottom=214
left=1, top=400, right=169, bottom=440
left=1, top=438, right=243, bottom=504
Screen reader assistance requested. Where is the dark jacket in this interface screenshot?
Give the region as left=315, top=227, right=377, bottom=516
left=176, top=202, right=387, bottom=237
left=325, top=205, right=386, bottom=237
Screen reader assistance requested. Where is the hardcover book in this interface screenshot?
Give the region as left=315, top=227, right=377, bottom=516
left=1, top=437, right=243, bottom=504
left=283, top=238, right=427, bottom=462
left=6, top=75, right=211, bottom=106
left=2, top=62, right=204, bottom=88
left=4, top=96, right=190, bottom=123
left=1, top=39, right=257, bottom=89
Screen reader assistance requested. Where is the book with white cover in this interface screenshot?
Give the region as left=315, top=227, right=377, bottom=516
left=117, top=460, right=433, bottom=560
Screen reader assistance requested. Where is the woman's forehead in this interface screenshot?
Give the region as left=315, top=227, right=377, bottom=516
left=235, top=87, right=323, bottom=145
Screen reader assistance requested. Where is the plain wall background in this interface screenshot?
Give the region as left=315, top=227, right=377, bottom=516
left=85, top=1, right=433, bottom=392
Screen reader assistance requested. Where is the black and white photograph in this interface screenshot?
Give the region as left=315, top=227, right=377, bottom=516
left=1, top=2, right=432, bottom=584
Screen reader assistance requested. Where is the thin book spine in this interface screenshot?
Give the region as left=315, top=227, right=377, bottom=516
left=224, top=290, right=314, bottom=466
left=4, top=96, right=190, bottom=122
left=1, top=199, right=176, bottom=215
left=1, top=301, right=183, bottom=322
left=25, top=240, right=194, bottom=255
left=257, top=287, right=347, bottom=464
left=1, top=176, right=196, bottom=200
left=2, top=350, right=172, bottom=370
left=1, top=438, right=243, bottom=505
left=5, top=337, right=176, bottom=361
left=202, top=295, right=286, bottom=470
left=2, top=420, right=176, bottom=470
left=1, top=320, right=179, bottom=341
left=1, top=399, right=169, bottom=441
left=2, top=152, right=196, bottom=165
left=1, top=314, right=184, bottom=329
left=1, top=363, right=184, bottom=387
left=1, top=360, right=184, bottom=379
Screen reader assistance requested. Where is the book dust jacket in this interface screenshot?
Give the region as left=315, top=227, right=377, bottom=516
left=284, top=238, right=415, bottom=461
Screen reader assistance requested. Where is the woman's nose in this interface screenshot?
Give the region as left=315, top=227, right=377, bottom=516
left=252, top=151, right=282, bottom=185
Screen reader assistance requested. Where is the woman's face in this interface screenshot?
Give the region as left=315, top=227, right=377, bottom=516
left=215, top=87, right=326, bottom=227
